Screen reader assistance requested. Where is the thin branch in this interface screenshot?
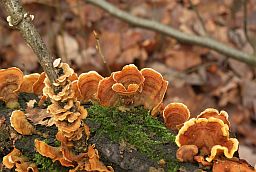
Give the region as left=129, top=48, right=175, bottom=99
left=0, top=0, right=58, bottom=84
left=243, top=0, right=256, bottom=54
left=84, top=0, right=256, bottom=66
left=189, top=0, right=208, bottom=36
left=93, top=31, right=111, bottom=75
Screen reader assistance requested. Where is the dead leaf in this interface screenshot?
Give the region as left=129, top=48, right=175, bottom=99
left=13, top=44, right=38, bottom=71
left=241, top=80, right=256, bottom=109
left=239, top=145, right=256, bottom=167
left=228, top=59, right=253, bottom=80
left=25, top=108, right=53, bottom=126
left=118, top=45, right=147, bottom=64
left=164, top=45, right=203, bottom=71
left=56, top=32, right=82, bottom=64
left=121, top=30, right=143, bottom=49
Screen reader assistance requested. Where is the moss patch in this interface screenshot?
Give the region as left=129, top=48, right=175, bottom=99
left=87, top=104, right=179, bottom=171
left=33, top=153, right=70, bottom=172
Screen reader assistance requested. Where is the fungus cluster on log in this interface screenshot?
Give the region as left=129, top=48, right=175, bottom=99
left=0, top=68, right=48, bottom=109
left=172, top=107, right=255, bottom=171
left=97, top=64, right=168, bottom=116
left=1, top=63, right=255, bottom=172
left=3, top=148, right=38, bottom=172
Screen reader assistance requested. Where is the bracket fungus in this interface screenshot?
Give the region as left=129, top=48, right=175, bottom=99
left=135, top=68, right=168, bottom=115
left=77, top=71, right=103, bottom=102
left=197, top=108, right=230, bottom=127
left=163, top=102, right=190, bottom=130
left=10, top=110, right=36, bottom=135
left=19, top=73, right=40, bottom=93
left=97, top=64, right=168, bottom=115
left=43, top=60, right=89, bottom=142
left=3, top=148, right=38, bottom=172
left=212, top=158, right=256, bottom=172
left=175, top=117, right=238, bottom=163
left=111, top=64, right=144, bottom=96
left=0, top=67, right=23, bottom=109
left=176, top=145, right=198, bottom=162
left=34, top=139, right=84, bottom=167
left=32, top=72, right=46, bottom=95
left=70, top=145, right=114, bottom=172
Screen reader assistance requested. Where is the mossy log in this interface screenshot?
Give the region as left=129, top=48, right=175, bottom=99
left=0, top=93, right=200, bottom=172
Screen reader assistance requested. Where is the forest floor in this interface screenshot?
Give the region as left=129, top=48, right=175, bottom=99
left=0, top=0, right=255, bottom=167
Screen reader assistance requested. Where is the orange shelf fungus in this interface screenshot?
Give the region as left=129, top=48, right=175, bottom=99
left=137, top=68, right=168, bottom=114
left=56, top=63, right=75, bottom=84
left=34, top=139, right=75, bottom=167
left=85, top=145, right=114, bottom=172
left=70, top=145, right=114, bottom=172
left=71, top=80, right=83, bottom=101
left=0, top=67, right=23, bottom=109
left=78, top=71, right=103, bottom=102
left=176, top=145, right=198, bottom=162
left=19, top=73, right=40, bottom=93
left=32, top=72, right=46, bottom=95
left=163, top=103, right=190, bottom=130
left=97, top=64, right=168, bottom=115
left=175, top=117, right=238, bottom=162
left=197, top=108, right=230, bottom=127
left=193, top=155, right=212, bottom=166
left=97, top=75, right=119, bottom=106
left=112, top=64, right=144, bottom=96
left=3, top=148, right=38, bottom=172
left=10, top=110, right=36, bottom=135
left=43, top=60, right=88, bottom=142
left=212, top=158, right=255, bottom=172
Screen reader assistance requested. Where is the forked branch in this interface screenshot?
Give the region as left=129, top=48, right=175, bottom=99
left=85, top=0, right=256, bottom=66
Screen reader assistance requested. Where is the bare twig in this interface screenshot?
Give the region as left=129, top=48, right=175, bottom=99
left=189, top=0, right=208, bottom=36
left=85, top=0, right=256, bottom=66
left=243, top=0, right=256, bottom=54
left=93, top=31, right=111, bottom=75
left=0, top=0, right=58, bottom=84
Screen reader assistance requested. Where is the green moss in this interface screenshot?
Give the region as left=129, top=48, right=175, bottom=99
left=87, top=104, right=179, bottom=171
left=16, top=137, right=67, bottom=172
left=33, top=153, right=69, bottom=172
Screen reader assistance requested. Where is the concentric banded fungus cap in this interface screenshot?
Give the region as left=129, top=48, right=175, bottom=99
left=163, top=102, right=190, bottom=130
left=10, top=110, right=36, bottom=135
left=78, top=71, right=103, bottom=102
left=197, top=108, right=230, bottom=127
left=19, top=73, right=40, bottom=93
left=33, top=72, right=46, bottom=95
left=97, top=75, right=119, bottom=106
left=112, top=64, right=144, bottom=96
left=176, top=145, right=198, bottom=162
left=0, top=67, right=23, bottom=109
left=175, top=117, right=238, bottom=162
left=71, top=80, right=83, bottom=100
left=213, top=158, right=255, bottom=172
left=135, top=68, right=168, bottom=115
